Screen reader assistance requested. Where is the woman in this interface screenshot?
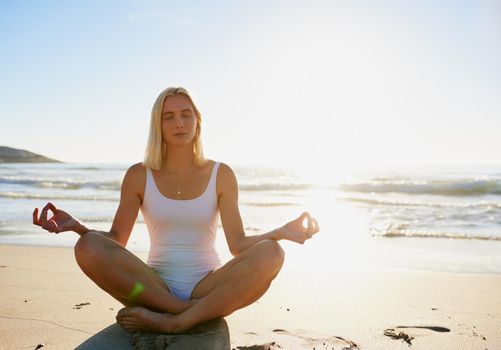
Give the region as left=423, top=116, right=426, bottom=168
left=32, top=87, right=320, bottom=334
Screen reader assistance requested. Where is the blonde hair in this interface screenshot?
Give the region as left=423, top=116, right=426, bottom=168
left=143, top=87, right=205, bottom=170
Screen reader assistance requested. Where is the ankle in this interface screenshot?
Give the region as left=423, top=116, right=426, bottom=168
left=170, top=315, right=191, bottom=333
left=178, top=300, right=192, bottom=313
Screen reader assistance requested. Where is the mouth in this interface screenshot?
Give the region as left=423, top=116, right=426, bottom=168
left=174, top=133, right=186, bottom=136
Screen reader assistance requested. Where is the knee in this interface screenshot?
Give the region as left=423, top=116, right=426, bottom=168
left=74, top=231, right=105, bottom=266
left=254, top=240, right=285, bottom=272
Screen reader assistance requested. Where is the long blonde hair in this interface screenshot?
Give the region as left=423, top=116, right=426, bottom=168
left=143, top=87, right=205, bottom=170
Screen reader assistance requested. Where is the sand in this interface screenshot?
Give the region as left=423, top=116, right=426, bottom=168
left=0, top=244, right=500, bottom=349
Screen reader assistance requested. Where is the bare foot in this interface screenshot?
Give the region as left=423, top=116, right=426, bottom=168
left=116, top=306, right=181, bottom=333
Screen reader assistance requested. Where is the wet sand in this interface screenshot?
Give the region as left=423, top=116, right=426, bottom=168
left=0, top=244, right=500, bottom=349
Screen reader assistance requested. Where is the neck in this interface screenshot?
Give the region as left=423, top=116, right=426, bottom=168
left=162, top=143, right=198, bottom=175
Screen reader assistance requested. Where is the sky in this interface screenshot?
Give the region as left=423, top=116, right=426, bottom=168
left=1, top=0, right=500, bottom=174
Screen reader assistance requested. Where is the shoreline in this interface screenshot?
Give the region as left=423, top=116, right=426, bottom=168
left=1, top=239, right=500, bottom=276
left=2, top=223, right=501, bottom=275
left=1, top=244, right=500, bottom=349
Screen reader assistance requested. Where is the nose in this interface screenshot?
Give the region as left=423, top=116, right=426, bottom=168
left=174, top=115, right=184, bottom=128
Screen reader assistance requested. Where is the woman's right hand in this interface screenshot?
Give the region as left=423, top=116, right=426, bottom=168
left=33, top=202, right=83, bottom=234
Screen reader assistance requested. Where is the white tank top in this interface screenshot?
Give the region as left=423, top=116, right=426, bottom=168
left=140, top=162, right=222, bottom=273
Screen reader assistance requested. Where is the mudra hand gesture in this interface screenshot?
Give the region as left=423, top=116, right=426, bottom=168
left=278, top=211, right=320, bottom=244
left=32, top=202, right=82, bottom=234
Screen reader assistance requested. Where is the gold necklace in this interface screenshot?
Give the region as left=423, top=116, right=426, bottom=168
left=174, top=169, right=196, bottom=196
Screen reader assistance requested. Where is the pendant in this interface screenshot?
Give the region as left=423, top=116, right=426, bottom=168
left=177, top=190, right=181, bottom=195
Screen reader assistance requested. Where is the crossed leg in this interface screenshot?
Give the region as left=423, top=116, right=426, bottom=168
left=116, top=239, right=285, bottom=333
left=74, top=231, right=192, bottom=314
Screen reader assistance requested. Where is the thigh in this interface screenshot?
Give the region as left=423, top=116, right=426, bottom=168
left=75, top=232, right=172, bottom=298
left=190, top=239, right=283, bottom=300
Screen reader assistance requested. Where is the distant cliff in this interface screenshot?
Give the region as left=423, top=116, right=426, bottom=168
left=0, top=146, right=62, bottom=163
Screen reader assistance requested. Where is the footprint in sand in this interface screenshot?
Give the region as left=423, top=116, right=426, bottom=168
left=235, top=328, right=359, bottom=350
left=384, top=325, right=451, bottom=346
left=234, top=341, right=282, bottom=350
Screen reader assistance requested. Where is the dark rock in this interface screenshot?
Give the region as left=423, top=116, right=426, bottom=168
left=0, top=146, right=62, bottom=163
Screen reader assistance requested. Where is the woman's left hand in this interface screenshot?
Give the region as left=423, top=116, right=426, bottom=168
left=278, top=211, right=320, bottom=244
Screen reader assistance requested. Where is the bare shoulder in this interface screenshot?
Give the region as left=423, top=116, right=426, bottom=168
left=125, top=162, right=146, bottom=180
left=127, top=162, right=146, bottom=173
left=216, top=162, right=238, bottom=200
left=122, top=162, right=147, bottom=199
left=217, top=162, right=237, bottom=183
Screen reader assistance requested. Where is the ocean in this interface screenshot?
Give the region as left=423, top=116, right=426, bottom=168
left=1, top=162, right=501, bottom=274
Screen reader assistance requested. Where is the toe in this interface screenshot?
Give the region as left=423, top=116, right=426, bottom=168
left=118, top=306, right=136, bottom=317
left=117, top=307, right=127, bottom=317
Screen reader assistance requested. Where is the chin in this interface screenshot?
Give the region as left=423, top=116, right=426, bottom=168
left=166, top=138, right=195, bottom=146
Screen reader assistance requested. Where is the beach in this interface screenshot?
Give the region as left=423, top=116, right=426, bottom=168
left=4, top=0, right=501, bottom=347
left=1, top=243, right=500, bottom=349
left=2, top=162, right=501, bottom=348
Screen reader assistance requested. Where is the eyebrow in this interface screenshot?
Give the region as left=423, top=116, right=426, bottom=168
left=162, top=109, right=193, bottom=115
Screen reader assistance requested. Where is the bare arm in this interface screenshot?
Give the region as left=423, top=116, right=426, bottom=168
left=106, top=163, right=144, bottom=246
left=33, top=163, right=145, bottom=247
left=218, top=163, right=320, bottom=256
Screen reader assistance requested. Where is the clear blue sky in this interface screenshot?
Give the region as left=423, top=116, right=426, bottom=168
left=1, top=0, right=500, bottom=172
